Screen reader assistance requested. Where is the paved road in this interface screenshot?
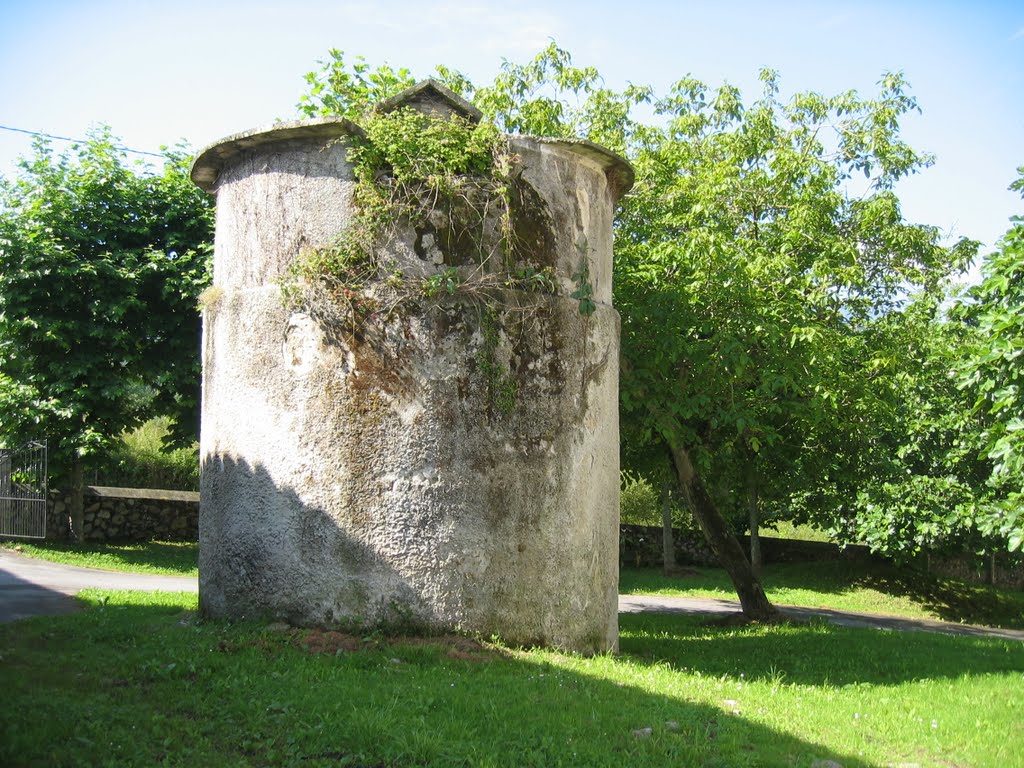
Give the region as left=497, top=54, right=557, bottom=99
left=620, top=593, right=1024, bottom=641
left=0, top=549, right=197, bottom=623
left=2, top=550, right=1021, bottom=640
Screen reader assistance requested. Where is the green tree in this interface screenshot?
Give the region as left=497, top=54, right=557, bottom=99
left=614, top=71, right=973, bottom=616
left=955, top=170, right=1024, bottom=552
left=298, top=46, right=974, bottom=617
left=297, top=49, right=416, bottom=120
left=0, top=128, right=212, bottom=540
left=799, top=288, right=988, bottom=559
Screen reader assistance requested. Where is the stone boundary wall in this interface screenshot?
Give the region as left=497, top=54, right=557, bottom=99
left=47, top=486, right=199, bottom=542
left=619, top=524, right=1024, bottom=591
left=922, top=552, right=1024, bottom=592
left=619, top=524, right=877, bottom=569
left=619, top=524, right=722, bottom=568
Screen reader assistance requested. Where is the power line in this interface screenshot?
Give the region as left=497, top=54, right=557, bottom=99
left=0, top=124, right=165, bottom=158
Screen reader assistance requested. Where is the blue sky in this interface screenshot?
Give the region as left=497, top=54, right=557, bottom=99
left=1, top=0, right=1021, bottom=273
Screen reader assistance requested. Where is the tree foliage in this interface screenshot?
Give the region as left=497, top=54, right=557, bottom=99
left=805, top=290, right=987, bottom=557
left=953, top=170, right=1024, bottom=551
left=847, top=170, right=1024, bottom=559
left=0, top=127, right=213, bottom=474
left=296, top=45, right=995, bottom=612
left=611, top=68, right=973, bottom=610
left=297, top=49, right=417, bottom=121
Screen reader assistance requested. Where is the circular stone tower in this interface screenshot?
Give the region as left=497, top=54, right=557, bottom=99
left=192, top=81, right=633, bottom=653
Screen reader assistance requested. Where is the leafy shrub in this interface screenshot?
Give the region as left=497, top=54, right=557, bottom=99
left=620, top=473, right=660, bottom=526
left=90, top=418, right=198, bottom=491
left=621, top=472, right=708, bottom=535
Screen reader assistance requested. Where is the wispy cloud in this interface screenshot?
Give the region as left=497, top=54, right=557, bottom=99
left=1012, top=27, right=1024, bottom=41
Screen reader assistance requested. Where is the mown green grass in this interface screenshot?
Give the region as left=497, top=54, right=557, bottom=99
left=0, top=590, right=1021, bottom=767
left=0, top=539, right=198, bottom=577
left=620, top=561, right=1024, bottom=630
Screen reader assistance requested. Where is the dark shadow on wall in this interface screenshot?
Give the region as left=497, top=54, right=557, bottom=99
left=0, top=595, right=884, bottom=768
left=198, top=453, right=443, bottom=633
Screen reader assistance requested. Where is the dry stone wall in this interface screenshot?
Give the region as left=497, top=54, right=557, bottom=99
left=46, top=487, right=198, bottom=541
left=922, top=551, right=1024, bottom=592
left=620, top=524, right=1024, bottom=590
left=620, top=525, right=879, bottom=568
left=619, top=525, right=721, bottom=568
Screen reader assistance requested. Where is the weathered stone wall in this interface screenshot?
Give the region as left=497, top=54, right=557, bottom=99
left=47, top=487, right=199, bottom=541
left=920, top=551, right=1024, bottom=592
left=619, top=525, right=721, bottom=568
left=192, top=109, right=632, bottom=652
left=619, top=526, right=878, bottom=569
left=620, top=524, right=1024, bottom=590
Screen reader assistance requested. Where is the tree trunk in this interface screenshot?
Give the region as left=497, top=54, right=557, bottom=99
left=660, top=478, right=677, bottom=575
left=668, top=441, right=777, bottom=620
left=69, top=455, right=84, bottom=544
left=747, top=463, right=762, bottom=578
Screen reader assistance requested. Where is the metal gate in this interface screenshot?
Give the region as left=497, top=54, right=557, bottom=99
left=0, top=440, right=48, bottom=539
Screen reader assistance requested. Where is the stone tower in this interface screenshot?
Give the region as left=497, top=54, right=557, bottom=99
left=191, top=82, right=632, bottom=653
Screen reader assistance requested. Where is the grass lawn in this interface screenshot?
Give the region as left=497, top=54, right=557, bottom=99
left=0, top=590, right=1021, bottom=767
left=621, top=561, right=1024, bottom=630
left=0, top=539, right=198, bottom=577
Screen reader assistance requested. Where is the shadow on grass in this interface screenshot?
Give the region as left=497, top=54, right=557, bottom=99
left=92, top=540, right=197, bottom=575
left=851, top=568, right=1024, bottom=630
left=619, top=611, right=1024, bottom=688
left=0, top=596, right=878, bottom=768
left=621, top=561, right=1024, bottom=630
left=0, top=565, right=80, bottom=623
